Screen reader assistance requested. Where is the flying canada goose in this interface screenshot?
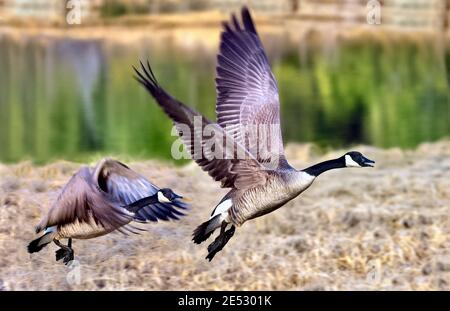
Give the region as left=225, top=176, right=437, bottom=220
left=27, top=158, right=187, bottom=264
left=133, top=7, right=375, bottom=261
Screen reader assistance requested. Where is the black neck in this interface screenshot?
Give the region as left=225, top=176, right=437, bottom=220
left=126, top=193, right=159, bottom=213
left=303, top=157, right=345, bottom=177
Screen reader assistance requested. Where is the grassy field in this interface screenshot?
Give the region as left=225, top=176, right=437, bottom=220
left=0, top=141, right=449, bottom=290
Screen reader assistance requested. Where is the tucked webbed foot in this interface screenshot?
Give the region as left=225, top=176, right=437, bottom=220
left=54, top=238, right=74, bottom=265
left=206, top=225, right=235, bottom=261
left=55, top=247, right=74, bottom=264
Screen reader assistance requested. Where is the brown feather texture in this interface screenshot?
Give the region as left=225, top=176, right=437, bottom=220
left=133, top=61, right=269, bottom=190
left=35, top=158, right=188, bottom=240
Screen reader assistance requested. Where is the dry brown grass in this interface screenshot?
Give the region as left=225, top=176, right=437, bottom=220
left=0, top=141, right=449, bottom=290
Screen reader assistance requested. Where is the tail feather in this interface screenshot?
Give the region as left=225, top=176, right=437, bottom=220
left=192, top=215, right=222, bottom=244
left=27, top=232, right=54, bottom=254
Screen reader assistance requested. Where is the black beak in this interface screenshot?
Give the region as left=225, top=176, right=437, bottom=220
left=361, top=157, right=375, bottom=167
left=173, top=193, right=183, bottom=200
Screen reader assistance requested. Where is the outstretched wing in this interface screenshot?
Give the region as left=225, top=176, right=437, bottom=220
left=133, top=61, right=268, bottom=190
left=94, top=159, right=188, bottom=223
left=216, top=7, right=287, bottom=168
left=36, top=166, right=134, bottom=233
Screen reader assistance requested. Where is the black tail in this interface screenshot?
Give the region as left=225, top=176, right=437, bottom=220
left=192, top=220, right=214, bottom=244
left=27, top=233, right=53, bottom=253
left=192, top=215, right=222, bottom=244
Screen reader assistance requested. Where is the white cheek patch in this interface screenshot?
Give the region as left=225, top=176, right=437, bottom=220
left=157, top=191, right=171, bottom=203
left=210, top=199, right=232, bottom=219
left=345, top=155, right=361, bottom=168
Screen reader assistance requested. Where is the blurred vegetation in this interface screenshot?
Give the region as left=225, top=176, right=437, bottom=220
left=99, top=0, right=210, bottom=17
left=276, top=35, right=450, bottom=149
left=100, top=0, right=150, bottom=18
left=0, top=33, right=449, bottom=163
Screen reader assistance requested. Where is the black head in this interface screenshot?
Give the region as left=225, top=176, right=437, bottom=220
left=157, top=188, right=183, bottom=203
left=344, top=151, right=375, bottom=168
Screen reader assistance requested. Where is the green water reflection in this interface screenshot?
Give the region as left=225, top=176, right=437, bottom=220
left=0, top=34, right=449, bottom=163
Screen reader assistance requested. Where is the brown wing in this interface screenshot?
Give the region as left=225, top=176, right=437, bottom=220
left=133, top=61, right=268, bottom=189
left=36, top=166, right=132, bottom=233
left=215, top=7, right=287, bottom=168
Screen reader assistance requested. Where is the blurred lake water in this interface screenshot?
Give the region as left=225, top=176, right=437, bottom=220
left=0, top=33, right=449, bottom=163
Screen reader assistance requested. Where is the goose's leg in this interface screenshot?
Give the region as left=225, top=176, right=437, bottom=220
left=54, top=238, right=74, bottom=265
left=64, top=238, right=74, bottom=264
left=206, top=222, right=236, bottom=261
left=54, top=240, right=68, bottom=261
left=206, top=222, right=226, bottom=261
left=223, top=225, right=236, bottom=244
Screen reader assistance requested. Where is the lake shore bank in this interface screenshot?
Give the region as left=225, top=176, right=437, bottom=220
left=2, top=10, right=448, bottom=52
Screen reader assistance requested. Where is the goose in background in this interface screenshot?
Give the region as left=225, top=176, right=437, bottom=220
left=27, top=158, right=188, bottom=264
left=133, top=7, right=374, bottom=261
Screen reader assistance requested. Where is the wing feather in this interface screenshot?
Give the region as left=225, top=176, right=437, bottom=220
left=95, top=159, right=187, bottom=223
left=216, top=7, right=287, bottom=168
left=36, top=167, right=132, bottom=233
left=134, top=62, right=269, bottom=190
